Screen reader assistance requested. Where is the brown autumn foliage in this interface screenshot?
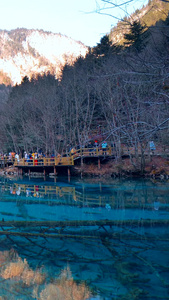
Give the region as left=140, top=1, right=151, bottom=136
left=145, top=156, right=169, bottom=176
left=76, top=154, right=169, bottom=178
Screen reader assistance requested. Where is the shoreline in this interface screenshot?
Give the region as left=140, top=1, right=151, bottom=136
left=1, top=155, right=169, bottom=180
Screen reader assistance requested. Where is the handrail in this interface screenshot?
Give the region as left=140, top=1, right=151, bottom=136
left=13, top=146, right=114, bottom=167
left=14, top=156, right=74, bottom=167
left=71, top=146, right=113, bottom=159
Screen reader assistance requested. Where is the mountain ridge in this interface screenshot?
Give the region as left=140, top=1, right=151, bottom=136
left=0, top=28, right=88, bottom=85
left=110, top=0, right=169, bottom=45
left=1, top=0, right=169, bottom=86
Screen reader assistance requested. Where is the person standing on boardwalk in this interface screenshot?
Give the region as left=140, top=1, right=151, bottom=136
left=101, top=141, right=107, bottom=155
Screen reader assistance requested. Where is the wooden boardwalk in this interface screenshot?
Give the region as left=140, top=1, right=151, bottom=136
left=14, top=146, right=114, bottom=167
left=8, top=145, right=166, bottom=176
left=12, top=146, right=115, bottom=175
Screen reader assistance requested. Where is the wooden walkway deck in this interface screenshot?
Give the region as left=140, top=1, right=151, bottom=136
left=12, top=146, right=116, bottom=175
left=8, top=145, right=166, bottom=176
left=14, top=146, right=114, bottom=168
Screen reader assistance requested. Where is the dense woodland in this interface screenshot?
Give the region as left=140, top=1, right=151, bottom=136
left=0, top=9, right=168, bottom=172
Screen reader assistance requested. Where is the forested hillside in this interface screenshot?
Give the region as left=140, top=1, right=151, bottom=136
left=110, top=0, right=169, bottom=45
left=0, top=1, right=168, bottom=173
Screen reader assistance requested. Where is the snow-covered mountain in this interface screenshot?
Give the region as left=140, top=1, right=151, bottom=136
left=0, top=28, right=88, bottom=85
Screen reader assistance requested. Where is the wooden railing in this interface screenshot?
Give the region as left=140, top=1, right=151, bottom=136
left=13, top=146, right=114, bottom=167
left=14, top=156, right=74, bottom=167
left=71, top=146, right=113, bottom=159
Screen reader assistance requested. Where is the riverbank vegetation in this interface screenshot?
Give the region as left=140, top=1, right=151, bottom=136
left=0, top=5, right=168, bottom=176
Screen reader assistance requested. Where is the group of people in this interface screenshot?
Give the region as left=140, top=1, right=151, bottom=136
left=86, top=140, right=108, bottom=153
left=69, top=140, right=109, bottom=155
left=6, top=151, right=46, bottom=163
left=2, top=140, right=110, bottom=163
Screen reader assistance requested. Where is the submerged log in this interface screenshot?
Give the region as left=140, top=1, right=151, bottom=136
left=0, top=230, right=100, bottom=239
left=0, top=219, right=168, bottom=240
left=0, top=229, right=168, bottom=241
left=0, top=219, right=168, bottom=228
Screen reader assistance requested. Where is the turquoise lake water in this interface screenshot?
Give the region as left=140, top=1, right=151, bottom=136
left=0, top=175, right=169, bottom=299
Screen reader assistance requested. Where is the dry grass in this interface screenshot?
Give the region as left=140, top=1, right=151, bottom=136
left=81, top=162, right=114, bottom=177
left=22, top=266, right=45, bottom=286
left=0, top=250, right=45, bottom=286
left=0, top=248, right=19, bottom=267
left=78, top=155, right=169, bottom=178
left=1, top=258, right=26, bottom=279
left=0, top=250, right=92, bottom=299
left=39, top=266, right=91, bottom=300
left=145, top=156, right=169, bottom=176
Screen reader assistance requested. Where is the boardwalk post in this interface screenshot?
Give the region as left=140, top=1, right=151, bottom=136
left=98, top=158, right=101, bottom=169
left=54, top=166, right=57, bottom=176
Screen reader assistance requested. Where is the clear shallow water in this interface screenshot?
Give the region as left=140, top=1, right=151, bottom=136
left=0, top=176, right=169, bottom=299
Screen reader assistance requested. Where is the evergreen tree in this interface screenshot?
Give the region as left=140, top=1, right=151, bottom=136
left=124, top=20, right=147, bottom=52
left=93, top=35, right=112, bottom=56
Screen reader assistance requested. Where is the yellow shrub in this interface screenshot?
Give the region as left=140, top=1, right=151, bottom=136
left=1, top=258, right=27, bottom=279
left=40, top=281, right=91, bottom=300
left=40, top=266, right=91, bottom=300
left=0, top=254, right=45, bottom=286
left=22, top=268, right=45, bottom=286
left=0, top=251, right=91, bottom=300
left=0, top=248, right=18, bottom=267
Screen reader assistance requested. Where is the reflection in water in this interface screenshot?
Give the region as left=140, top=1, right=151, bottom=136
left=0, top=176, right=168, bottom=299
left=154, top=201, right=160, bottom=211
